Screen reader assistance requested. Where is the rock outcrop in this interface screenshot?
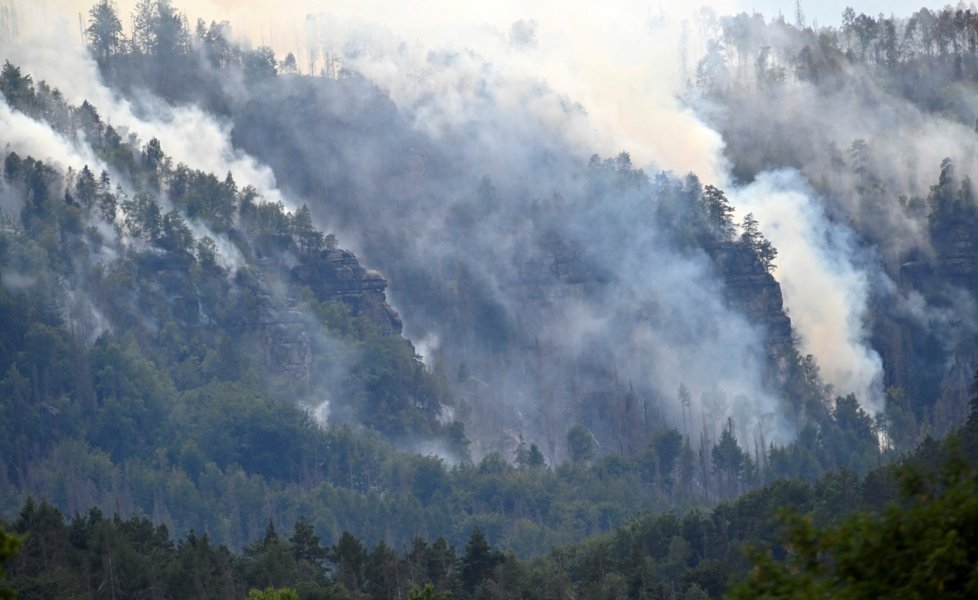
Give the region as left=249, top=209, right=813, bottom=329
left=882, top=214, right=978, bottom=430
left=260, top=308, right=312, bottom=382
left=709, top=241, right=794, bottom=362
left=238, top=244, right=405, bottom=382
left=930, top=218, right=978, bottom=293
left=291, top=248, right=403, bottom=334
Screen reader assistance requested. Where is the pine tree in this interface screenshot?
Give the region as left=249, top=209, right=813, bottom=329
left=461, top=528, right=502, bottom=592
left=86, top=1, right=124, bottom=63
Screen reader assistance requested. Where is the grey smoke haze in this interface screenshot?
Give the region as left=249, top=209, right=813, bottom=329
left=34, top=0, right=734, bottom=179
left=232, top=20, right=799, bottom=458
left=699, top=54, right=972, bottom=263
left=8, top=0, right=958, bottom=462
left=0, top=0, right=309, bottom=302
left=696, top=12, right=978, bottom=416
left=5, top=1, right=794, bottom=458
left=0, top=91, right=102, bottom=175
left=230, top=6, right=868, bottom=455
left=0, top=2, right=292, bottom=212
left=267, top=4, right=934, bottom=427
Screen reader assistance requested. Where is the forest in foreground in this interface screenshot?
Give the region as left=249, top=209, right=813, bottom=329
left=2, top=383, right=977, bottom=598
left=3, top=1, right=978, bottom=598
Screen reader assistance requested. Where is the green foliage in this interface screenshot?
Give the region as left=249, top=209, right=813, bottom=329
left=0, top=524, right=18, bottom=600
left=732, top=452, right=978, bottom=599
left=567, top=424, right=596, bottom=464
left=515, top=440, right=547, bottom=470
left=248, top=588, right=300, bottom=600
left=330, top=532, right=367, bottom=592
left=408, top=582, right=451, bottom=600
left=461, top=528, right=503, bottom=592
left=0, top=61, right=34, bottom=110
left=0, top=48, right=893, bottom=563
left=739, top=213, right=777, bottom=272
left=4, top=407, right=978, bottom=599
left=712, top=418, right=748, bottom=498
left=289, top=517, right=327, bottom=565
left=701, top=185, right=735, bottom=241
left=168, top=167, right=237, bottom=231
left=243, top=47, right=278, bottom=80
left=3, top=18, right=977, bottom=596
left=291, top=204, right=324, bottom=256
left=652, top=428, right=683, bottom=483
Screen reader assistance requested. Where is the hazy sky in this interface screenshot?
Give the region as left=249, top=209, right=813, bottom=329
left=746, top=1, right=946, bottom=26
left=43, top=1, right=950, bottom=34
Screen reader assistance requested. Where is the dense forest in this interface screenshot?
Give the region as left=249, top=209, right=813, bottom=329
left=0, top=54, right=884, bottom=555
left=3, top=381, right=978, bottom=598
left=2, top=1, right=978, bottom=598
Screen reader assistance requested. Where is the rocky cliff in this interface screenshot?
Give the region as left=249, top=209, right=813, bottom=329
left=231, top=243, right=404, bottom=382
left=291, top=248, right=403, bottom=335
left=709, top=241, right=794, bottom=363
left=879, top=211, right=978, bottom=434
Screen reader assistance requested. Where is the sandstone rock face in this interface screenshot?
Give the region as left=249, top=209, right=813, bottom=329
left=235, top=244, right=404, bottom=383
left=261, top=309, right=312, bottom=382
left=291, top=248, right=403, bottom=334
left=471, top=235, right=800, bottom=459
left=931, top=220, right=978, bottom=293
left=232, top=269, right=313, bottom=383
left=708, top=241, right=794, bottom=363
left=511, top=236, right=795, bottom=365
left=881, top=216, right=978, bottom=432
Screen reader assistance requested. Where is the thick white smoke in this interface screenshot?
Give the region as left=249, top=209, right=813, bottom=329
left=0, top=0, right=290, bottom=210
left=0, top=95, right=102, bottom=175
left=38, top=0, right=736, bottom=180
left=732, top=171, right=885, bottom=410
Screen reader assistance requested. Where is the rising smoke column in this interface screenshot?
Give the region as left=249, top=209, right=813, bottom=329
left=731, top=171, right=885, bottom=410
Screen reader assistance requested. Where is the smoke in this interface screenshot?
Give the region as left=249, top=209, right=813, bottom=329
left=694, top=11, right=978, bottom=421
left=732, top=170, right=884, bottom=410
left=61, top=282, right=112, bottom=345
left=306, top=398, right=331, bottom=427
left=247, top=3, right=810, bottom=450
left=298, top=2, right=733, bottom=182
left=184, top=219, right=244, bottom=271
left=706, top=62, right=978, bottom=265
left=0, top=0, right=290, bottom=212
left=0, top=72, right=114, bottom=342
left=0, top=96, right=102, bottom=175
left=8, top=0, right=948, bottom=456
left=412, top=332, right=440, bottom=367
left=28, top=0, right=741, bottom=181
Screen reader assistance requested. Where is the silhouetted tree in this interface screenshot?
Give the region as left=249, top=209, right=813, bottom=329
left=86, top=1, right=124, bottom=63
left=461, top=528, right=502, bottom=592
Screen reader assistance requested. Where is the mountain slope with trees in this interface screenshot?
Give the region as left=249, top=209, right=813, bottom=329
left=3, top=2, right=978, bottom=598
left=4, top=378, right=977, bottom=599
left=0, top=50, right=883, bottom=561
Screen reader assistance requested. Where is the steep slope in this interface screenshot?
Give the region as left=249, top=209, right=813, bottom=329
left=5, top=1, right=967, bottom=561
left=0, top=52, right=879, bottom=557
left=693, top=8, right=978, bottom=441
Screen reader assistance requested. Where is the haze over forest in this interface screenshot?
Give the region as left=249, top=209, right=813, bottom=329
left=2, top=1, right=978, bottom=598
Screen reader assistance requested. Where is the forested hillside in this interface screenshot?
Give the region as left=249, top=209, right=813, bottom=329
left=4, top=379, right=978, bottom=599
left=695, top=6, right=978, bottom=440
left=0, top=54, right=886, bottom=556
left=2, top=1, right=978, bottom=598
